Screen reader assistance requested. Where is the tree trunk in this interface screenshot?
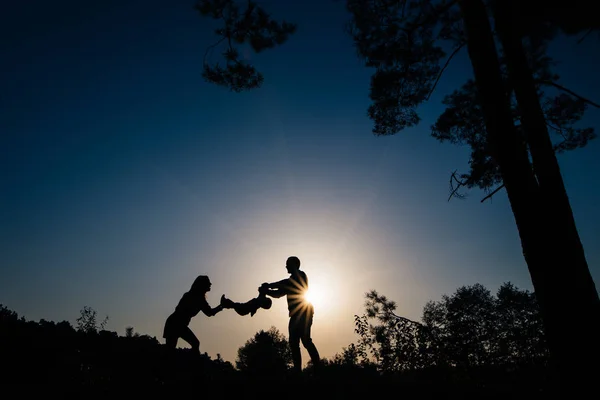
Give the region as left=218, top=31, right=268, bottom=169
left=458, top=0, right=585, bottom=392
left=456, top=0, right=544, bottom=292
left=491, top=0, right=600, bottom=391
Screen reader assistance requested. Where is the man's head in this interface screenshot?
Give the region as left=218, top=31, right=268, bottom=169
left=285, top=256, right=301, bottom=274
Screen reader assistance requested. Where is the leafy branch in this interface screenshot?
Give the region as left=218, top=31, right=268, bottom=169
left=196, top=0, right=297, bottom=92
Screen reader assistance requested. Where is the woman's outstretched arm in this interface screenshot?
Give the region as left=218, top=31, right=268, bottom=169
left=201, top=302, right=224, bottom=317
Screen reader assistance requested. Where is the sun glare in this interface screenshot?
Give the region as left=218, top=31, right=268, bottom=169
left=304, top=284, right=324, bottom=309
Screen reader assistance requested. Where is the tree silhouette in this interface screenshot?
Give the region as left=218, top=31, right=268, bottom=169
left=520, top=0, right=600, bottom=41
left=494, top=282, right=547, bottom=364
left=353, top=290, right=432, bottom=372
left=0, top=299, right=558, bottom=394
left=353, top=282, right=549, bottom=383
left=235, top=326, right=292, bottom=376
left=0, top=303, right=20, bottom=324
left=423, top=284, right=497, bottom=367
left=432, top=80, right=595, bottom=200
left=196, top=0, right=297, bottom=92
left=422, top=282, right=548, bottom=367
left=195, top=1, right=600, bottom=389
left=76, top=306, right=108, bottom=334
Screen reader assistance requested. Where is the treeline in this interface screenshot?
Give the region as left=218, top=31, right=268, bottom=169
left=0, top=282, right=551, bottom=395
left=346, top=282, right=548, bottom=369
left=0, top=303, right=236, bottom=392
left=335, top=282, right=550, bottom=389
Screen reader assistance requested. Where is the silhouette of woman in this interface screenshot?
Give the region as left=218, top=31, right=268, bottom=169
left=220, top=284, right=273, bottom=317
left=163, top=275, right=224, bottom=355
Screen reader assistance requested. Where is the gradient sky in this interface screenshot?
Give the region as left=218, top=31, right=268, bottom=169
left=2, top=1, right=599, bottom=366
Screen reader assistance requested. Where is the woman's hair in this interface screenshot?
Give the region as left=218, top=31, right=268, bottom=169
left=191, top=275, right=210, bottom=293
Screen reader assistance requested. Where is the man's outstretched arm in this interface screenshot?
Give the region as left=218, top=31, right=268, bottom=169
left=264, top=279, right=288, bottom=290
left=260, top=282, right=286, bottom=298
left=264, top=288, right=286, bottom=298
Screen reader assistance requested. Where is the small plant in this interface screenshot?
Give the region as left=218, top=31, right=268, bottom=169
left=76, top=306, right=108, bottom=334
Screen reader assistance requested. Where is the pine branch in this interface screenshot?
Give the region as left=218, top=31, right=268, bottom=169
left=448, top=170, right=467, bottom=201
left=576, top=28, right=595, bottom=44
left=427, top=43, right=465, bottom=101
left=480, top=184, right=505, bottom=203
left=537, top=80, right=600, bottom=109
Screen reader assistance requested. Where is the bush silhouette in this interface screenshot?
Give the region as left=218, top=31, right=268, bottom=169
left=235, top=326, right=292, bottom=377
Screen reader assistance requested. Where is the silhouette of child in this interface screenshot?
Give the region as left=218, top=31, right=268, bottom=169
left=220, top=284, right=272, bottom=316
left=163, top=275, right=225, bottom=354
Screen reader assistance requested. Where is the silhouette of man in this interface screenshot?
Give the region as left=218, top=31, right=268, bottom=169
left=163, top=275, right=225, bottom=355
left=263, top=256, right=321, bottom=373
left=221, top=286, right=273, bottom=316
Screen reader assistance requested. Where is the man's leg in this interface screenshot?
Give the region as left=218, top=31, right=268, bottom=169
left=288, top=319, right=302, bottom=373
left=301, top=321, right=321, bottom=367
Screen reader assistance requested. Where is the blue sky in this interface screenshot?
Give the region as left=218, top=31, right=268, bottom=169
left=2, top=0, right=599, bottom=365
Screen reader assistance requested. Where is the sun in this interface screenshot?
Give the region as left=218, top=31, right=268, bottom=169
left=303, top=284, right=325, bottom=309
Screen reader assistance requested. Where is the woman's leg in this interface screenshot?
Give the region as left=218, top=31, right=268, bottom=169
left=179, top=326, right=200, bottom=354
